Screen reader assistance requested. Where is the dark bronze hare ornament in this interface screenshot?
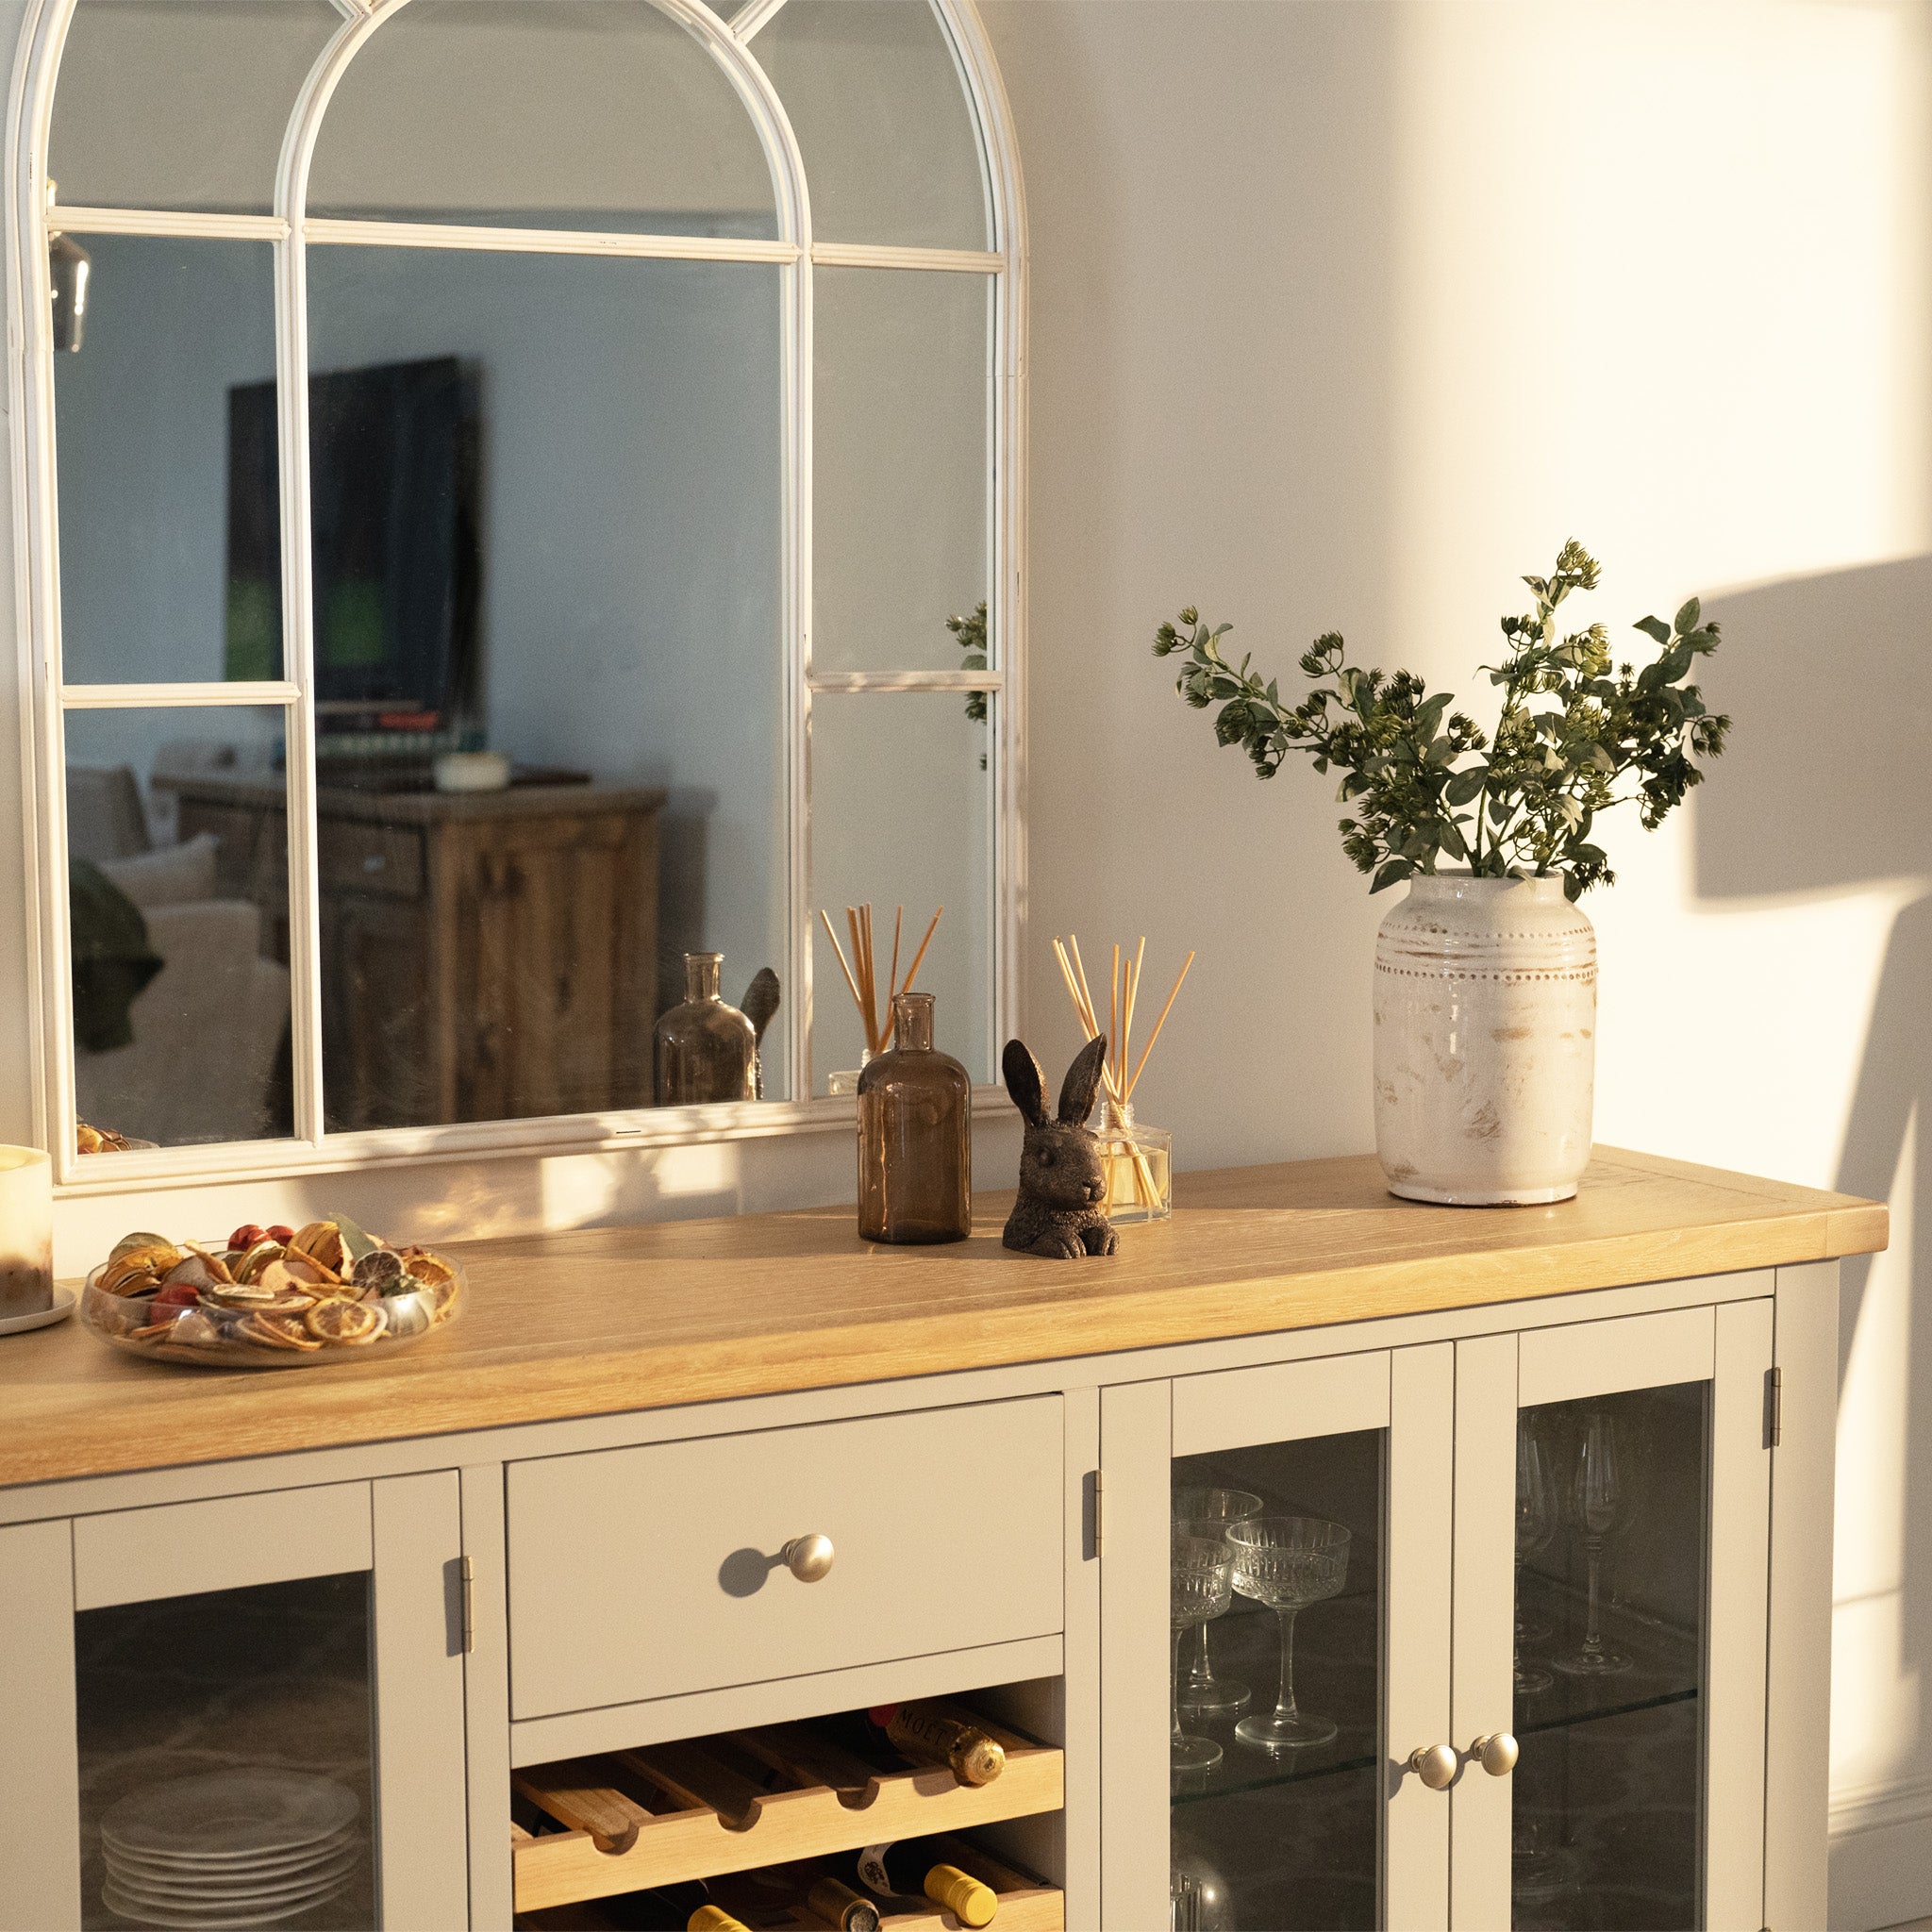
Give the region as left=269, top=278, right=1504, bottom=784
left=1001, top=1034, right=1120, bottom=1258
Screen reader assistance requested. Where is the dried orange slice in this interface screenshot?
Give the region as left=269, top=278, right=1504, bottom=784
left=239, top=1310, right=323, bottom=1352
left=305, top=1299, right=386, bottom=1345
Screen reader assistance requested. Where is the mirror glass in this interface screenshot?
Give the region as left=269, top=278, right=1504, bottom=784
left=54, top=236, right=281, bottom=687
left=754, top=0, right=989, bottom=250
left=308, top=0, right=778, bottom=238
left=48, top=0, right=340, bottom=216
left=810, top=690, right=991, bottom=1092
left=300, top=243, right=787, bottom=1127
left=66, top=704, right=294, bottom=1151
left=813, top=265, right=990, bottom=674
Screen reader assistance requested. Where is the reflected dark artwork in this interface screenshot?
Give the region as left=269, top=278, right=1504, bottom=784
left=1172, top=1431, right=1382, bottom=1932
left=75, top=1573, right=375, bottom=1932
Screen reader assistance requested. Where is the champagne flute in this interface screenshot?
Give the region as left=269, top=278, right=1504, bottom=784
left=1514, top=1423, right=1557, bottom=1694
left=1171, top=1523, right=1234, bottom=1772
left=1226, top=1515, right=1350, bottom=1750
left=1555, top=1407, right=1633, bottom=1675
left=1172, top=1486, right=1262, bottom=1716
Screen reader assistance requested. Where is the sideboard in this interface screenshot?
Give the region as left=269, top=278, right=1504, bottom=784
left=162, top=773, right=667, bottom=1130
left=0, top=1150, right=1886, bottom=1932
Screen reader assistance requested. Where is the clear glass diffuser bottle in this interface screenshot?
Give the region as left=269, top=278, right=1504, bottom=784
left=1093, top=1095, right=1173, bottom=1224
left=654, top=953, right=756, bottom=1106
left=857, top=991, right=971, bottom=1243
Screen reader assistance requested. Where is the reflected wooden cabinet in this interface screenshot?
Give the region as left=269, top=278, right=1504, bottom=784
left=165, top=775, right=665, bottom=1129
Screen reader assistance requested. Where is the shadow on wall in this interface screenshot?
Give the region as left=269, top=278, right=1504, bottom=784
left=1698, top=554, right=1932, bottom=1624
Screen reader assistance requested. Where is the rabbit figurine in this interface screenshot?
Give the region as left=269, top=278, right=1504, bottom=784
left=1002, top=1034, right=1120, bottom=1257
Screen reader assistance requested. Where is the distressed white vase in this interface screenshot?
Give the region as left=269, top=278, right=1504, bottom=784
left=1373, top=874, right=1596, bottom=1205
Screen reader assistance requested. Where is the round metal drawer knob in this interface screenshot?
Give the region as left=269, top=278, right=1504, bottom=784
left=1471, top=1731, right=1519, bottom=1777
left=1407, top=1742, right=1457, bottom=1790
left=783, top=1533, right=835, bottom=1583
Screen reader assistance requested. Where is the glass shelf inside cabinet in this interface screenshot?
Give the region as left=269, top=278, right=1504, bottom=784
left=1510, top=1382, right=1708, bottom=1932
left=75, top=1574, right=375, bottom=1932
left=1171, top=1431, right=1382, bottom=1932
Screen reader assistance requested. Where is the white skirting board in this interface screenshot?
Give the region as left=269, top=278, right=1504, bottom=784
left=1831, top=1774, right=1932, bottom=1929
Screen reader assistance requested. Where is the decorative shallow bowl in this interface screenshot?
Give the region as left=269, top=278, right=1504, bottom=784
left=80, top=1256, right=462, bottom=1370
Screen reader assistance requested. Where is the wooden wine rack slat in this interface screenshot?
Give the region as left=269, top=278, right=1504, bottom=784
left=511, top=1744, right=1066, bottom=1913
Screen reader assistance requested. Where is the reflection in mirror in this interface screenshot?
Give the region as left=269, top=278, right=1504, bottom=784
left=65, top=706, right=294, bottom=1151
left=810, top=691, right=991, bottom=1093
left=53, top=237, right=279, bottom=686
left=48, top=0, right=341, bottom=216
left=814, top=267, right=991, bottom=673
left=308, top=0, right=777, bottom=238
left=754, top=0, right=990, bottom=250
left=295, top=245, right=786, bottom=1126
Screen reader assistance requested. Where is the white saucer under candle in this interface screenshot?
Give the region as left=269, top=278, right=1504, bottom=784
left=0, top=1146, right=72, bottom=1336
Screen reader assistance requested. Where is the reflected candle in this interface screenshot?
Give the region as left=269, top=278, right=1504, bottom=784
left=0, top=1147, right=52, bottom=1320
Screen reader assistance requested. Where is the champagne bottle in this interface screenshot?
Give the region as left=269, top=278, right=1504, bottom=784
left=869, top=1701, right=1006, bottom=1786
left=853, top=1840, right=999, bottom=1928
left=602, top=1883, right=747, bottom=1932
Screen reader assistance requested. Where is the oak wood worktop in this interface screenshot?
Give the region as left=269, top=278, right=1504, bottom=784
left=0, top=1148, right=1885, bottom=1490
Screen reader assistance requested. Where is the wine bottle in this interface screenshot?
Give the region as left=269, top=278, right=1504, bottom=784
left=601, top=1882, right=747, bottom=1932
left=710, top=1867, right=880, bottom=1932
left=853, top=1840, right=998, bottom=1928
left=869, top=1701, right=1006, bottom=1786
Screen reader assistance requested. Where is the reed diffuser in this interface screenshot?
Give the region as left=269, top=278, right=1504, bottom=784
left=1052, top=934, right=1193, bottom=1224
left=819, top=904, right=941, bottom=1094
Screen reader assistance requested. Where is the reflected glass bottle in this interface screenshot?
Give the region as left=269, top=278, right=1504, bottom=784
left=654, top=953, right=756, bottom=1106
left=857, top=991, right=971, bottom=1243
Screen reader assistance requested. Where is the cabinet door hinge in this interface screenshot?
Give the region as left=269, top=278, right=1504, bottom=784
left=1767, top=1366, right=1783, bottom=1450
left=460, top=1554, right=475, bottom=1653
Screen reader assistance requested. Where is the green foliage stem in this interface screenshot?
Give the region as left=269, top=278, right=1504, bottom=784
left=1151, top=541, right=1729, bottom=898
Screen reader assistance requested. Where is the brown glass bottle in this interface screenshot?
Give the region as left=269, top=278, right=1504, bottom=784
left=654, top=953, right=756, bottom=1106
left=857, top=992, right=971, bottom=1243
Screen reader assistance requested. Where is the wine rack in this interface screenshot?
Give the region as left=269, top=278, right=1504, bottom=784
left=509, top=1710, right=1064, bottom=1921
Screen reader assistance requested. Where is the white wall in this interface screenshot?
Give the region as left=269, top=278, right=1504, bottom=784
left=2, top=0, right=1927, bottom=1913
left=974, top=0, right=1932, bottom=1921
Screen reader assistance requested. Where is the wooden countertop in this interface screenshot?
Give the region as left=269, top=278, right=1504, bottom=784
left=0, top=1147, right=1885, bottom=1491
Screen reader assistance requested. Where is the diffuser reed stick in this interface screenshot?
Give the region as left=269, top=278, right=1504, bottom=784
left=820, top=904, right=943, bottom=1056
left=1051, top=934, right=1193, bottom=1212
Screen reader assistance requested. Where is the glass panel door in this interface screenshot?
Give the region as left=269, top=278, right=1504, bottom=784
left=1510, top=1382, right=1707, bottom=1931
left=1450, top=1304, right=1774, bottom=1931
left=1170, top=1427, right=1383, bottom=1931
left=44, top=1474, right=470, bottom=1930
left=1101, top=1347, right=1453, bottom=1932
left=75, top=1573, right=376, bottom=1930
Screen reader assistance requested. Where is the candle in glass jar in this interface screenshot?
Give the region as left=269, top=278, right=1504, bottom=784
left=0, top=1147, right=52, bottom=1320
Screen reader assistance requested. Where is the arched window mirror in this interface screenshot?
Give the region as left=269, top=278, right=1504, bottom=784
left=12, top=0, right=1024, bottom=1183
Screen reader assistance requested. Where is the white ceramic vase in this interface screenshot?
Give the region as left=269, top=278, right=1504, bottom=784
left=1372, top=874, right=1596, bottom=1205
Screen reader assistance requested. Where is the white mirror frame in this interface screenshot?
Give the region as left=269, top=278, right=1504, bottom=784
left=6, top=0, right=1026, bottom=1192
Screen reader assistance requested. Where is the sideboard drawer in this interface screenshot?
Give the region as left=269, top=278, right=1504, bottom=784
left=505, top=1396, right=1064, bottom=1719
left=319, top=819, right=425, bottom=900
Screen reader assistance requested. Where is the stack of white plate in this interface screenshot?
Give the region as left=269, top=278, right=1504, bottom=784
left=100, top=1770, right=360, bottom=1928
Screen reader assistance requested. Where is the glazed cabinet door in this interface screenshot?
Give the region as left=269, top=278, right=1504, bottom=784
left=1099, top=1344, right=1456, bottom=1931
left=1449, top=1302, right=1774, bottom=1930
left=0, top=1474, right=469, bottom=1932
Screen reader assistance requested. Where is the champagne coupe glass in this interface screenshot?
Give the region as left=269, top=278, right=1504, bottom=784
left=1171, top=1523, right=1235, bottom=1772
left=1514, top=1423, right=1557, bottom=1693
left=1173, top=1487, right=1263, bottom=1716
left=1226, top=1515, right=1351, bottom=1750
left=1555, top=1407, right=1633, bottom=1675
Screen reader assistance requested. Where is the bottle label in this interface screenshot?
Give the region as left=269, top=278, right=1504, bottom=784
left=857, top=1845, right=910, bottom=1901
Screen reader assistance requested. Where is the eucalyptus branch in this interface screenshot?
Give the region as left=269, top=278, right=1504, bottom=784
left=1151, top=541, right=1729, bottom=898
